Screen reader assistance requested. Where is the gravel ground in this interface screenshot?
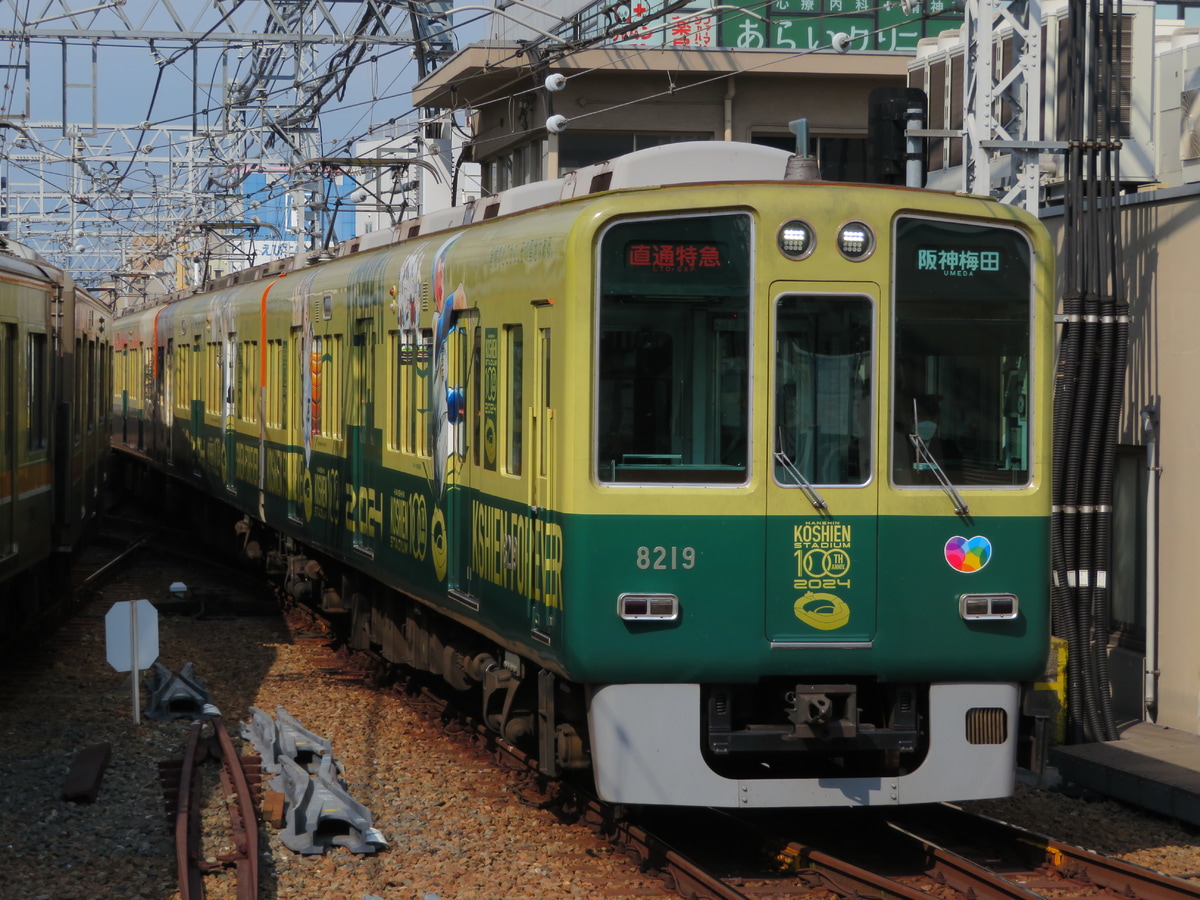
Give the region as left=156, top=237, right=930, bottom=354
left=966, top=785, right=1200, bottom=879
left=0, top=555, right=670, bottom=900
left=3, top=551, right=1200, bottom=900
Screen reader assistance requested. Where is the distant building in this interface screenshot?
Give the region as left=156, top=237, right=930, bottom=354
left=414, top=0, right=963, bottom=192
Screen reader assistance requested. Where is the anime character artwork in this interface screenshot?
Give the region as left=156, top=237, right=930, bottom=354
left=391, top=234, right=470, bottom=500
left=431, top=234, right=469, bottom=496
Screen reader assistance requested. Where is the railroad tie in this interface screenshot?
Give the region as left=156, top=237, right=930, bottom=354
left=62, top=742, right=113, bottom=803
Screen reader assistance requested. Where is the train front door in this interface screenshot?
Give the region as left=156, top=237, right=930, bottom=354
left=765, top=286, right=879, bottom=645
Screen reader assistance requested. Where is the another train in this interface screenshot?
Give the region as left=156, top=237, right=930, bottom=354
left=0, top=237, right=112, bottom=634
left=112, top=141, right=1053, bottom=807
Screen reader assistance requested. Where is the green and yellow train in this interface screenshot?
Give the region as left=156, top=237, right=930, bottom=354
left=1, top=237, right=112, bottom=635
left=112, top=142, right=1053, bottom=807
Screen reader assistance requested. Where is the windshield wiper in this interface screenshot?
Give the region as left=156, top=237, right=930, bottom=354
left=774, top=432, right=828, bottom=511
left=907, top=402, right=969, bottom=516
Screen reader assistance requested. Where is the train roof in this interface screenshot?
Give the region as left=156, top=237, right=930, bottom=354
left=135, top=140, right=1003, bottom=312
left=173, top=142, right=796, bottom=298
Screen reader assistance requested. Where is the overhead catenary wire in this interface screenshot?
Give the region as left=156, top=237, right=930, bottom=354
left=5, top=0, right=927, bottom=282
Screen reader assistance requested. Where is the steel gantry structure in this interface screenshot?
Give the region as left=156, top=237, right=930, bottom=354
left=0, top=0, right=455, bottom=292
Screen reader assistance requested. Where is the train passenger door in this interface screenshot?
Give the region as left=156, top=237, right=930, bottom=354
left=348, top=317, right=377, bottom=557
left=529, top=306, right=555, bottom=634
left=164, top=338, right=174, bottom=461
left=765, top=286, right=879, bottom=645
left=287, top=326, right=303, bottom=522
left=446, top=312, right=479, bottom=602
left=190, top=336, right=203, bottom=478
left=0, top=323, right=14, bottom=560
left=223, top=332, right=236, bottom=491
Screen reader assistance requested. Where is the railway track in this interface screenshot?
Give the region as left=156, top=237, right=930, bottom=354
left=888, top=803, right=1200, bottom=900
left=658, top=803, right=1200, bottom=900
left=160, top=715, right=262, bottom=900
left=7, top=513, right=1191, bottom=900
left=291, top=609, right=1200, bottom=900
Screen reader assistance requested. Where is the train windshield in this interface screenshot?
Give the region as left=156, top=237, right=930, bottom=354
left=595, top=212, right=752, bottom=484
left=891, top=216, right=1033, bottom=487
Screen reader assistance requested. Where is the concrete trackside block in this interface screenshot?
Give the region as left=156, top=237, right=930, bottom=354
left=62, top=742, right=113, bottom=803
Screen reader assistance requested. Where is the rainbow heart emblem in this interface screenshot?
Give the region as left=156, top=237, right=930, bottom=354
left=945, top=535, right=991, bottom=572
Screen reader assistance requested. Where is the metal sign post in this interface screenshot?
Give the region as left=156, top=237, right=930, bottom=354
left=105, top=599, right=160, bottom=724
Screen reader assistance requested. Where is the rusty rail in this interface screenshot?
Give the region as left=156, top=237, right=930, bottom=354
left=162, top=716, right=260, bottom=900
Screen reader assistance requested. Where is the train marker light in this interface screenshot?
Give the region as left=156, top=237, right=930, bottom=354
left=618, top=593, right=679, bottom=621
left=837, top=221, right=875, bottom=260
left=777, top=220, right=815, bottom=260
left=959, top=593, right=1018, bottom=620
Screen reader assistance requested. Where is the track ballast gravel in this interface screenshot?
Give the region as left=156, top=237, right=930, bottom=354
left=2, top=549, right=1199, bottom=899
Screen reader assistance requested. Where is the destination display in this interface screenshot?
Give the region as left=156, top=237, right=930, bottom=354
left=894, top=217, right=1032, bottom=305
left=601, top=213, right=750, bottom=297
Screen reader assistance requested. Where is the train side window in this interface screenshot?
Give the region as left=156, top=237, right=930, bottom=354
left=595, top=212, right=752, bottom=485
left=205, top=341, right=222, bottom=416
left=27, top=332, right=48, bottom=453
left=891, top=217, right=1033, bottom=487
left=311, top=334, right=342, bottom=439
left=266, top=338, right=287, bottom=429
left=506, top=324, right=523, bottom=476
left=237, top=340, right=258, bottom=423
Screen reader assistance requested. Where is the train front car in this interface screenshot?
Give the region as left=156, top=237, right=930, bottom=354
left=566, top=180, right=1053, bottom=808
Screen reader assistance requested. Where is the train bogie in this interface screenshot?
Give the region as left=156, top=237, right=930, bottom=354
left=112, top=142, right=1054, bottom=807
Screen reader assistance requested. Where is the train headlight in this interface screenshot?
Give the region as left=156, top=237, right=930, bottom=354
left=836, top=221, right=875, bottom=260
left=777, top=220, right=815, bottom=260
left=959, top=593, right=1018, bottom=620
left=618, top=593, right=680, bottom=621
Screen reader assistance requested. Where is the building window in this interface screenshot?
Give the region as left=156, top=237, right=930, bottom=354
left=557, top=132, right=710, bottom=175
left=751, top=133, right=869, bottom=182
